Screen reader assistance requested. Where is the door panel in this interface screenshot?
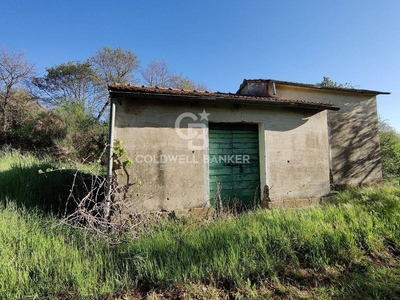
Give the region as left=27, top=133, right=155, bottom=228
left=209, top=123, right=260, bottom=208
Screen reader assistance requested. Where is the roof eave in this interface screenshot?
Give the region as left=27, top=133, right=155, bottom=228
left=109, top=89, right=339, bottom=111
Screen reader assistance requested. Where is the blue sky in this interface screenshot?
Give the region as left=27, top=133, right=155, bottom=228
left=1, top=0, right=399, bottom=130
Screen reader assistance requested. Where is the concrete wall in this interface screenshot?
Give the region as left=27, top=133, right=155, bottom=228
left=273, top=84, right=382, bottom=186
left=264, top=109, right=330, bottom=205
left=113, top=98, right=208, bottom=213
left=112, top=95, right=331, bottom=212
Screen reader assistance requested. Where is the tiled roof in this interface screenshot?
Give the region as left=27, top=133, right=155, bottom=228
left=108, top=84, right=339, bottom=111
left=238, top=79, right=391, bottom=95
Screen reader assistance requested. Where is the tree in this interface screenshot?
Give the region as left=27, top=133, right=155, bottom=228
left=170, top=74, right=208, bottom=91
left=169, top=74, right=197, bottom=90
left=140, top=59, right=172, bottom=87
left=316, top=76, right=354, bottom=89
left=52, top=100, right=108, bottom=161
left=140, top=59, right=208, bottom=91
left=0, top=47, right=36, bottom=132
left=32, top=60, right=109, bottom=159
left=33, top=61, right=102, bottom=114
left=90, top=46, right=140, bottom=120
left=378, top=119, right=400, bottom=180
left=90, top=46, right=140, bottom=85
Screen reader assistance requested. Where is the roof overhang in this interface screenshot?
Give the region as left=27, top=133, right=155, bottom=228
left=109, top=84, right=340, bottom=111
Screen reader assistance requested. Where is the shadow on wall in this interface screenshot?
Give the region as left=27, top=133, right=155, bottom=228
left=329, top=104, right=381, bottom=186
left=0, top=163, right=106, bottom=217
left=263, top=108, right=316, bottom=132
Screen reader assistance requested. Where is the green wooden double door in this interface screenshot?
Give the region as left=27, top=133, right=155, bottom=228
left=209, top=123, right=260, bottom=208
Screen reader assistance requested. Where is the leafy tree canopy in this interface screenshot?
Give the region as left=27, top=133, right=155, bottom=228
left=90, top=46, right=140, bottom=85
left=316, top=76, right=354, bottom=89
left=33, top=61, right=102, bottom=115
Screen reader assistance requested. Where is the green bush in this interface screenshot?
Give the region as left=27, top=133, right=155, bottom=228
left=52, top=101, right=108, bottom=162
left=2, top=95, right=108, bottom=163
left=379, top=119, right=400, bottom=180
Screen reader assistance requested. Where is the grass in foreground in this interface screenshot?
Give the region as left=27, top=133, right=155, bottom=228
left=0, top=151, right=399, bottom=299
left=0, top=186, right=399, bottom=299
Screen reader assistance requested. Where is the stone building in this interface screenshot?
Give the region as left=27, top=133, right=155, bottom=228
left=107, top=79, right=389, bottom=213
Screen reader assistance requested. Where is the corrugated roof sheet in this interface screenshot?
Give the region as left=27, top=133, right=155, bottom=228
left=108, top=83, right=339, bottom=111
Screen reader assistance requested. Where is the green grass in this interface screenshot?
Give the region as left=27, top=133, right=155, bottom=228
left=0, top=150, right=399, bottom=299
left=0, top=150, right=105, bottom=216
left=0, top=203, right=133, bottom=299
left=124, top=194, right=399, bottom=292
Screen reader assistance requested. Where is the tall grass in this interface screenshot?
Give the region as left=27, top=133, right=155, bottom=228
left=0, top=150, right=105, bottom=215
left=0, top=203, right=133, bottom=299
left=0, top=150, right=399, bottom=298
left=124, top=191, right=399, bottom=289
